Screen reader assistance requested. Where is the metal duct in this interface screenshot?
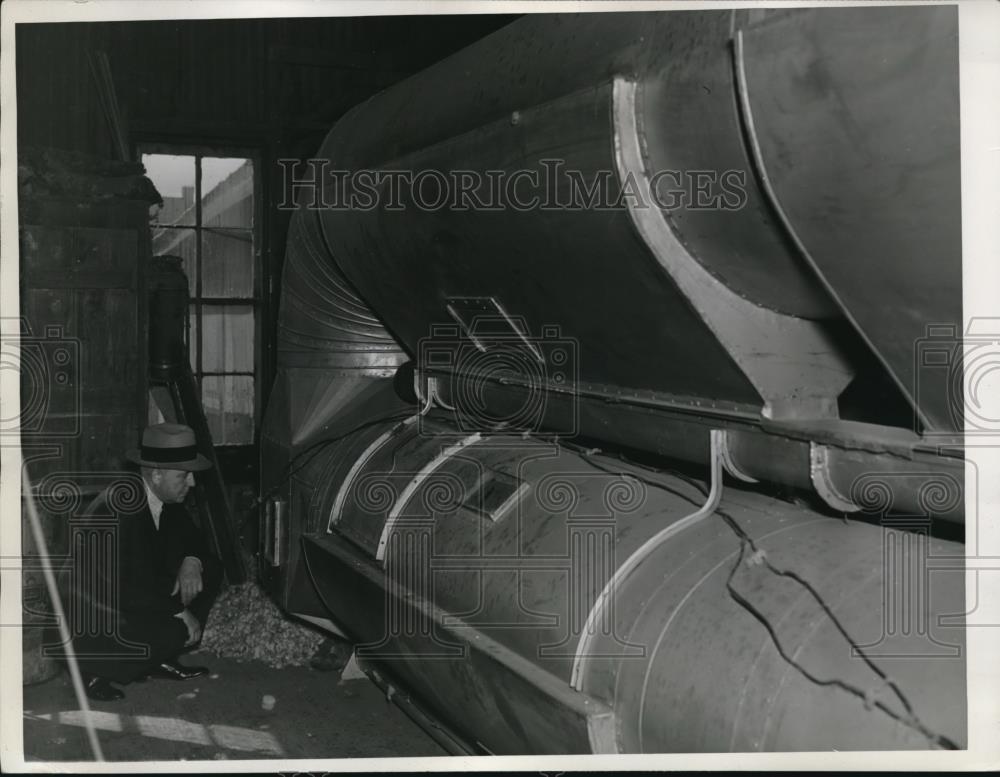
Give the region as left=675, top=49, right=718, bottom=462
left=277, top=205, right=406, bottom=370
left=261, top=6, right=967, bottom=754
left=260, top=205, right=409, bottom=607
left=311, top=6, right=961, bottom=433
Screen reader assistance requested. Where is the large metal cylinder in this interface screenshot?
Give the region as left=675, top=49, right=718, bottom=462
left=291, top=416, right=965, bottom=753
left=262, top=5, right=967, bottom=755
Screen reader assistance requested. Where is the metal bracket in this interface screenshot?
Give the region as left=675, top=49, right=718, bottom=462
left=428, top=374, right=455, bottom=411
left=719, top=430, right=759, bottom=483
left=809, top=442, right=861, bottom=513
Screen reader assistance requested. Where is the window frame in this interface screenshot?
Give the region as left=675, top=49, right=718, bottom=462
left=138, top=141, right=264, bottom=447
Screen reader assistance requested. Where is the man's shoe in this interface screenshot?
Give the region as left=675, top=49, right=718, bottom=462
left=84, top=676, right=125, bottom=702
left=144, top=659, right=209, bottom=681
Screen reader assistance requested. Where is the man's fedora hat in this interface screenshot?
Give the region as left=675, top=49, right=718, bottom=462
left=126, top=423, right=211, bottom=471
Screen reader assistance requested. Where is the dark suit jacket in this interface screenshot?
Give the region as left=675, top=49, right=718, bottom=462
left=78, top=485, right=212, bottom=620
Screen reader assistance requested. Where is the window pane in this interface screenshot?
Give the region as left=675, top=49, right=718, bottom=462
left=202, top=229, right=253, bottom=298
left=201, top=157, right=253, bottom=229
left=201, top=304, right=253, bottom=372
left=154, top=228, right=197, bottom=296
left=143, top=154, right=196, bottom=226
left=202, top=375, right=254, bottom=445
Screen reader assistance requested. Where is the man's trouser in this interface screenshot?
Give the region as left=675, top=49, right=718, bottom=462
left=52, top=555, right=223, bottom=684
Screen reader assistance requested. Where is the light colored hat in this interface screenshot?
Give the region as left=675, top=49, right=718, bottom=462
left=125, top=423, right=211, bottom=471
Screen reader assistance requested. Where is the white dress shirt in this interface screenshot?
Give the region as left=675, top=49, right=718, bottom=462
left=144, top=482, right=165, bottom=530
left=143, top=481, right=203, bottom=572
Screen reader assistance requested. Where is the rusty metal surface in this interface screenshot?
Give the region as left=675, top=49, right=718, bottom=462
left=735, top=5, right=961, bottom=432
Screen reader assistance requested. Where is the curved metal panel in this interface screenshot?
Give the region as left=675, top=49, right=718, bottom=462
left=637, top=11, right=836, bottom=318
left=327, top=413, right=420, bottom=530
left=579, top=488, right=965, bottom=752
left=735, top=6, right=961, bottom=432
left=314, top=12, right=834, bottom=320
left=302, top=418, right=965, bottom=753
left=615, top=76, right=853, bottom=419
left=321, top=80, right=764, bottom=409
left=571, top=429, right=725, bottom=690
left=377, top=432, right=483, bottom=561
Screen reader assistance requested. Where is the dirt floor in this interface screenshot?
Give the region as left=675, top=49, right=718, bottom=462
left=22, top=652, right=446, bottom=763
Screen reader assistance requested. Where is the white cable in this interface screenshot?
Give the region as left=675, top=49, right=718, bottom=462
left=21, top=468, right=104, bottom=761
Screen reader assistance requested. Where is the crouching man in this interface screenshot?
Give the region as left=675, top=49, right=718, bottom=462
left=69, top=423, right=223, bottom=701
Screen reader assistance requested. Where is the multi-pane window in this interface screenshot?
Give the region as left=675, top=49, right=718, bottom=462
left=142, top=149, right=258, bottom=445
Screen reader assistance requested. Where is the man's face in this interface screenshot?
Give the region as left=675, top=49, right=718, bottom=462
left=150, top=468, right=195, bottom=504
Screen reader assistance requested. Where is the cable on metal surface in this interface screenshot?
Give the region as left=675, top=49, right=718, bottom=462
left=570, top=437, right=958, bottom=749
left=718, top=509, right=959, bottom=750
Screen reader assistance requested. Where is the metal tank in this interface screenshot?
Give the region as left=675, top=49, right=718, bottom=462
left=261, top=6, right=966, bottom=753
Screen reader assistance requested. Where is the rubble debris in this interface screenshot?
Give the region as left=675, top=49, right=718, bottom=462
left=199, top=582, right=325, bottom=668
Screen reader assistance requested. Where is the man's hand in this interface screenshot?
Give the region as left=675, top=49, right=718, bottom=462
left=172, top=557, right=203, bottom=606
left=173, top=608, right=202, bottom=647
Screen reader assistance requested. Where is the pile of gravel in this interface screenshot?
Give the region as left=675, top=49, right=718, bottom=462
left=198, top=582, right=326, bottom=668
